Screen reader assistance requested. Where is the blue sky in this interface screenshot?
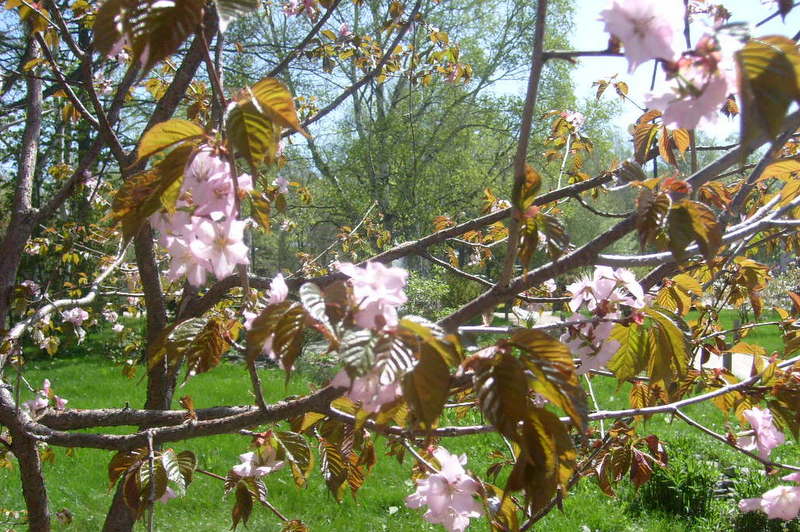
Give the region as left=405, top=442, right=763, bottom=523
left=568, top=0, right=800, bottom=141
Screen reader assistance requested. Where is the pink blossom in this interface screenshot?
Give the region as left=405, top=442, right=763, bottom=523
left=102, top=309, right=119, bottom=323
left=646, top=69, right=729, bottom=130
left=645, top=32, right=741, bottom=129
left=189, top=218, right=250, bottom=280
left=61, top=308, right=89, bottom=326
left=231, top=447, right=284, bottom=478
left=739, top=407, right=785, bottom=460
left=405, top=447, right=483, bottom=532
left=338, top=23, right=352, bottom=38
left=54, top=396, right=68, bottom=411
left=761, top=485, right=800, bottom=520
left=42, top=379, right=51, bottom=397
left=567, top=266, right=644, bottom=313
left=165, top=236, right=209, bottom=287
left=739, top=497, right=763, bottom=513
left=560, top=110, right=586, bottom=131
left=267, top=273, right=289, bottom=305
left=331, top=369, right=402, bottom=413
left=273, top=176, right=289, bottom=194
left=337, top=262, right=408, bottom=329
left=560, top=314, right=620, bottom=375
left=20, top=280, right=40, bottom=297
left=157, top=487, right=177, bottom=504
left=283, top=0, right=299, bottom=15
left=23, top=394, right=48, bottom=415
left=599, top=0, right=685, bottom=72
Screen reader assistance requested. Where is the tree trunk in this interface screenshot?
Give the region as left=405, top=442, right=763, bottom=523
left=0, top=35, right=42, bottom=327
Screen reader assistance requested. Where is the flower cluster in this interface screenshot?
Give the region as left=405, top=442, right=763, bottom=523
left=150, top=146, right=252, bottom=287
left=646, top=32, right=741, bottom=129
left=61, top=307, right=89, bottom=326
left=599, top=0, right=740, bottom=129
left=561, top=266, right=645, bottom=375
left=23, top=379, right=68, bottom=417
left=337, top=261, right=408, bottom=330
left=329, top=262, right=409, bottom=412
left=405, top=447, right=483, bottom=532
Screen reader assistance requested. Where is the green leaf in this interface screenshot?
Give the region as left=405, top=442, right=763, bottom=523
left=633, top=122, right=658, bottom=164
left=227, top=101, right=282, bottom=172
left=645, top=307, right=691, bottom=387
left=108, top=448, right=146, bottom=489
left=635, top=188, right=669, bottom=250
left=214, top=0, right=258, bottom=32
left=176, top=450, right=196, bottom=486
left=607, top=323, right=650, bottom=382
left=483, top=483, right=520, bottom=532
left=299, top=282, right=336, bottom=341
left=137, top=119, right=205, bottom=161
left=737, top=36, right=800, bottom=144
left=402, top=344, right=450, bottom=429
left=248, top=78, right=310, bottom=138
left=506, top=408, right=575, bottom=514
left=472, top=350, right=529, bottom=437
left=94, top=0, right=206, bottom=74
left=511, top=329, right=587, bottom=431
left=274, top=431, right=313, bottom=487
left=666, top=204, right=694, bottom=263
left=319, top=438, right=348, bottom=502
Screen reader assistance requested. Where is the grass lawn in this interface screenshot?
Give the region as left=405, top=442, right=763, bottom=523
left=1, top=310, right=798, bottom=531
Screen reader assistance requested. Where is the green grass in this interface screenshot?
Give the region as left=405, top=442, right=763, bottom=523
left=1, top=311, right=796, bottom=531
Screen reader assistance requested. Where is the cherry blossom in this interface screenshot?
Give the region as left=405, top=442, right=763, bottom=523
left=599, top=0, right=685, bottom=73
left=561, top=110, right=586, bottom=131
left=567, top=266, right=644, bottom=313
left=405, top=446, right=483, bottom=532
left=267, top=273, right=289, bottom=305
left=337, top=262, right=408, bottom=329
left=645, top=32, right=741, bottom=129
left=20, top=280, right=40, bottom=297
left=741, top=485, right=800, bottom=521
left=61, top=308, right=89, bottom=326
left=273, top=176, right=290, bottom=194
left=112, top=324, right=125, bottom=334
left=331, top=368, right=402, bottom=413
left=560, top=314, right=620, bottom=375
left=102, top=309, right=119, bottom=323
left=231, top=447, right=284, bottom=478
left=738, top=407, right=785, bottom=460
left=338, top=23, right=352, bottom=38
left=189, top=218, right=250, bottom=280
left=23, top=394, right=48, bottom=416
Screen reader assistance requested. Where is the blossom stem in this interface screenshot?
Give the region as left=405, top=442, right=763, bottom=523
left=401, top=439, right=439, bottom=474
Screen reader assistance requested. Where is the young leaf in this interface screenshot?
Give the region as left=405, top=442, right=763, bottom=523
left=227, top=101, right=282, bottom=171
left=137, top=119, right=205, bottom=161
left=402, top=344, right=450, bottom=429
left=94, top=0, right=206, bottom=74
left=249, top=78, right=310, bottom=138
left=737, top=36, right=800, bottom=144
